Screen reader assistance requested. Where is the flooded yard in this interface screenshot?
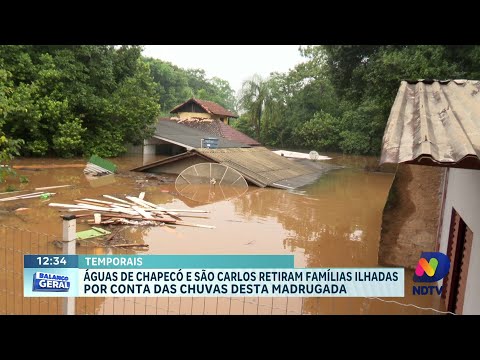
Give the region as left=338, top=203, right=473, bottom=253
left=0, top=153, right=445, bottom=314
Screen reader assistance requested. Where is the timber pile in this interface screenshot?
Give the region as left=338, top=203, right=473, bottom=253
left=48, top=193, right=214, bottom=229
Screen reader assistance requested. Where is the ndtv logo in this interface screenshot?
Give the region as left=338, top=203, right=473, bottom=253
left=412, top=252, right=450, bottom=295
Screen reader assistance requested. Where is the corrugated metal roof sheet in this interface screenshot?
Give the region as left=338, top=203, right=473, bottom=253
left=170, top=98, right=238, bottom=118
left=154, top=120, right=249, bottom=149
left=380, top=80, right=480, bottom=169
left=132, top=147, right=321, bottom=189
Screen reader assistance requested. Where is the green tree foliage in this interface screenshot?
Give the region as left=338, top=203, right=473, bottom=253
left=0, top=65, right=24, bottom=182
left=237, top=45, right=480, bottom=154
left=144, top=58, right=237, bottom=115
left=0, top=45, right=160, bottom=158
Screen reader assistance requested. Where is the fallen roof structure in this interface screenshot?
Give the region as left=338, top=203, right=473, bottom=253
left=131, top=147, right=322, bottom=189
left=380, top=79, right=480, bottom=169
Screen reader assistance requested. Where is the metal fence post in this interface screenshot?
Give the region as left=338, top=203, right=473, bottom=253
left=62, top=214, right=76, bottom=315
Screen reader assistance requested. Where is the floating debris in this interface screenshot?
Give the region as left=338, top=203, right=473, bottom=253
left=0, top=192, right=56, bottom=202
left=84, top=155, right=117, bottom=177
left=76, top=227, right=111, bottom=240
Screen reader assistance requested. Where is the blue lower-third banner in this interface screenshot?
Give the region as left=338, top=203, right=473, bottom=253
left=23, top=255, right=405, bottom=298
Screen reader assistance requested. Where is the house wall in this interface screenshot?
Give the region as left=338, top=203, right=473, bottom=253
left=126, top=143, right=143, bottom=154
left=143, top=138, right=163, bottom=155
left=439, top=168, right=480, bottom=315
left=378, top=164, right=445, bottom=269
left=177, top=112, right=213, bottom=119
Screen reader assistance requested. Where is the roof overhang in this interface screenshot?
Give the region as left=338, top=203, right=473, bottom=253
left=380, top=80, right=480, bottom=170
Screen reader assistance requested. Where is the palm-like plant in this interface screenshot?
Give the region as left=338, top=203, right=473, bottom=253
left=238, top=74, right=271, bottom=142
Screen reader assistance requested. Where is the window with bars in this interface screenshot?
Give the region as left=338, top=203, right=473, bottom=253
left=442, top=208, right=473, bottom=314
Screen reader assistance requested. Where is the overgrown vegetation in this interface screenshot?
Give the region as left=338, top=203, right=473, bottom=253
left=0, top=46, right=236, bottom=160
left=145, top=57, right=237, bottom=115
left=235, top=45, right=480, bottom=154
left=3, top=45, right=480, bottom=160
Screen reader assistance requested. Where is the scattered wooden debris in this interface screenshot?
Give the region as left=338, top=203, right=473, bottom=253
left=103, top=218, right=163, bottom=226
left=0, top=192, right=56, bottom=202
left=48, top=193, right=214, bottom=230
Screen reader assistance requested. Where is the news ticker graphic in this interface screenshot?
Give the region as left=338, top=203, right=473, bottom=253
left=24, top=255, right=405, bottom=298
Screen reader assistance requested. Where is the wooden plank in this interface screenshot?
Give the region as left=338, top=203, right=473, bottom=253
left=66, top=203, right=138, bottom=215
left=35, top=185, right=72, bottom=191
left=22, top=192, right=55, bottom=199
left=98, top=214, right=177, bottom=224
left=82, top=198, right=131, bottom=208
left=0, top=189, right=30, bottom=196
left=139, top=192, right=145, bottom=200
left=0, top=191, right=45, bottom=202
left=126, top=196, right=180, bottom=218
left=103, top=195, right=137, bottom=205
left=75, top=200, right=111, bottom=208
left=132, top=206, right=155, bottom=219
left=110, top=244, right=149, bottom=248
left=126, top=196, right=156, bottom=208
left=101, top=214, right=175, bottom=223
left=0, top=192, right=56, bottom=202
left=143, top=208, right=209, bottom=214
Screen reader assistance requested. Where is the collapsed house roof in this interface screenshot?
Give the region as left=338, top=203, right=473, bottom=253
left=131, top=147, right=321, bottom=189
left=154, top=119, right=249, bottom=150
left=176, top=117, right=261, bottom=146
left=170, top=98, right=238, bottom=118
left=380, top=79, right=480, bottom=169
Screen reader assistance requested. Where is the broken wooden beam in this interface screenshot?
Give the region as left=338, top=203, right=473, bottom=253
left=132, top=206, right=155, bottom=220
left=35, top=185, right=72, bottom=191
left=109, top=244, right=149, bottom=248
left=103, top=195, right=137, bottom=206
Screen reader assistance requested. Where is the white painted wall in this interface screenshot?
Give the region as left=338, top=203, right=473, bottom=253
left=439, top=168, right=480, bottom=314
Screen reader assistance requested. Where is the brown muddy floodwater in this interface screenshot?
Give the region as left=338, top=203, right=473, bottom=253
left=0, top=153, right=444, bottom=315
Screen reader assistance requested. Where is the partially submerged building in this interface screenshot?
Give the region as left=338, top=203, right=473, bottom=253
left=144, top=119, right=249, bottom=156
left=380, top=79, right=480, bottom=314
left=131, top=98, right=259, bottom=156
left=132, top=147, right=322, bottom=189
left=171, top=98, right=260, bottom=147
left=170, top=98, right=238, bottom=124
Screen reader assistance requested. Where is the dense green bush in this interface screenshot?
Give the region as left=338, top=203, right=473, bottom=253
left=238, top=45, right=480, bottom=154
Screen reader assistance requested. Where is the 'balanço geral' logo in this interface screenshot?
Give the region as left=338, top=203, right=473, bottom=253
left=413, top=252, right=450, bottom=283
